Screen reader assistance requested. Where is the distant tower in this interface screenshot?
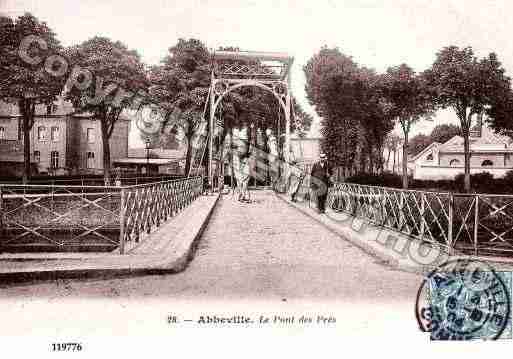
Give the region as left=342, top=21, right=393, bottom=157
left=470, top=112, right=483, bottom=138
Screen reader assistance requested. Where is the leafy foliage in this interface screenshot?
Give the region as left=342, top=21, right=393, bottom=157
left=304, top=46, right=394, bottom=176
left=409, top=133, right=432, bottom=156
left=65, top=36, right=149, bottom=182
left=429, top=123, right=461, bottom=144
left=423, top=45, right=511, bottom=192
left=0, top=13, right=66, bottom=181
left=381, top=64, right=435, bottom=188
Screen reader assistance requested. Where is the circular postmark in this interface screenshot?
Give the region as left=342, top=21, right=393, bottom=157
left=415, top=258, right=511, bottom=340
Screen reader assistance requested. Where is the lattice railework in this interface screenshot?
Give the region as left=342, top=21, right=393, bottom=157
left=451, top=195, right=477, bottom=253
left=453, top=194, right=513, bottom=256
left=328, top=183, right=384, bottom=224
left=214, top=62, right=281, bottom=79
left=328, top=183, right=453, bottom=249
left=417, top=191, right=451, bottom=247
left=0, top=185, right=121, bottom=251
left=328, top=183, right=513, bottom=257
left=121, top=177, right=203, bottom=251
left=212, top=79, right=288, bottom=105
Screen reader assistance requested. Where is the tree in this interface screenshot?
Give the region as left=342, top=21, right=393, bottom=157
left=485, top=88, right=513, bottom=141
left=292, top=98, right=313, bottom=137
left=381, top=64, right=434, bottom=188
left=304, top=47, right=360, bottom=175
left=304, top=47, right=393, bottom=177
left=0, top=13, right=65, bottom=182
left=149, top=39, right=213, bottom=175
left=384, top=133, right=401, bottom=172
left=66, top=36, right=149, bottom=184
left=423, top=46, right=511, bottom=192
left=429, top=123, right=461, bottom=144
left=357, top=70, right=395, bottom=173
left=409, top=133, right=432, bottom=156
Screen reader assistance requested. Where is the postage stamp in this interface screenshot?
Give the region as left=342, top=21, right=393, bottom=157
left=416, top=258, right=512, bottom=340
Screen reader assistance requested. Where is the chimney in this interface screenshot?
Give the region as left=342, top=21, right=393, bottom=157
left=470, top=112, right=483, bottom=138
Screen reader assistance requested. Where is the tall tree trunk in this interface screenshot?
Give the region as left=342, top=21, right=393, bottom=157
left=101, top=121, right=111, bottom=185
left=386, top=148, right=391, bottom=172
left=359, top=152, right=366, bottom=173
left=229, top=127, right=235, bottom=188
left=19, top=99, right=35, bottom=184
left=368, top=147, right=374, bottom=174
left=463, top=127, right=471, bottom=193
left=378, top=142, right=384, bottom=174
left=392, top=149, right=396, bottom=174
left=22, top=115, right=31, bottom=184
left=185, top=135, right=193, bottom=176
left=402, top=133, right=409, bottom=189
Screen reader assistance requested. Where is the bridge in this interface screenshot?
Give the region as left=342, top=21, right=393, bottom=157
left=0, top=176, right=512, bottom=277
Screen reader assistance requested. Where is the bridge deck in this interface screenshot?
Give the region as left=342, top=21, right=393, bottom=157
left=181, top=190, right=420, bottom=301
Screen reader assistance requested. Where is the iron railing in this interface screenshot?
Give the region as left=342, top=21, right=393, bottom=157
left=0, top=177, right=203, bottom=254
left=119, top=176, right=203, bottom=253
left=327, top=182, right=513, bottom=257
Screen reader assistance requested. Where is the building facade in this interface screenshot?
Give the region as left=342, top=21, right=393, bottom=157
left=409, top=123, right=513, bottom=180
left=113, top=147, right=186, bottom=175
left=0, top=99, right=129, bottom=176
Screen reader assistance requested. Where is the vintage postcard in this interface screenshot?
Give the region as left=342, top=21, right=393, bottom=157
left=1, top=0, right=513, bottom=357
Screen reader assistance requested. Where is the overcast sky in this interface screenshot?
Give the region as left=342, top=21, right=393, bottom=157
left=3, top=0, right=513, bottom=146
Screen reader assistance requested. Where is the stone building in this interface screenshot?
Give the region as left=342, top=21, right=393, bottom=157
left=409, top=118, right=513, bottom=180
left=0, top=99, right=129, bottom=176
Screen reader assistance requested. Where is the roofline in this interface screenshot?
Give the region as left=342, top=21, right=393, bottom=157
left=409, top=142, right=441, bottom=162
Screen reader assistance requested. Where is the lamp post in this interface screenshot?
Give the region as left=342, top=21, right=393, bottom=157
left=145, top=137, right=151, bottom=175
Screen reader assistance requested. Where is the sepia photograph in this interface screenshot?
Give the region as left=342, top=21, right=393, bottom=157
left=1, top=0, right=513, bottom=356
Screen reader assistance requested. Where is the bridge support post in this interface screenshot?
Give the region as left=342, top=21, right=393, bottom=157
left=119, top=187, right=126, bottom=255
left=208, top=74, right=215, bottom=193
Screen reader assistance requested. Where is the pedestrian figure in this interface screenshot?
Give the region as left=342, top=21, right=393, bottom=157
left=266, top=128, right=279, bottom=189
left=233, top=126, right=251, bottom=202
left=238, top=155, right=251, bottom=202
left=289, top=163, right=305, bottom=202
left=310, top=152, right=332, bottom=213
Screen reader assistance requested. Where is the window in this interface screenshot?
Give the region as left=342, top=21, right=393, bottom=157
left=482, top=160, right=493, bottom=166
left=86, top=152, right=95, bottom=169
left=50, top=126, right=59, bottom=141
left=0, top=127, right=4, bottom=139
left=449, top=159, right=461, bottom=167
left=37, top=126, right=47, bottom=141
left=87, top=128, right=95, bottom=143
left=426, top=152, right=433, bottom=161
left=34, top=151, right=40, bottom=163
left=50, top=151, right=59, bottom=169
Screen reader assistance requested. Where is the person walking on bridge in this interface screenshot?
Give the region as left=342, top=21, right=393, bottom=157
left=310, top=152, right=332, bottom=213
